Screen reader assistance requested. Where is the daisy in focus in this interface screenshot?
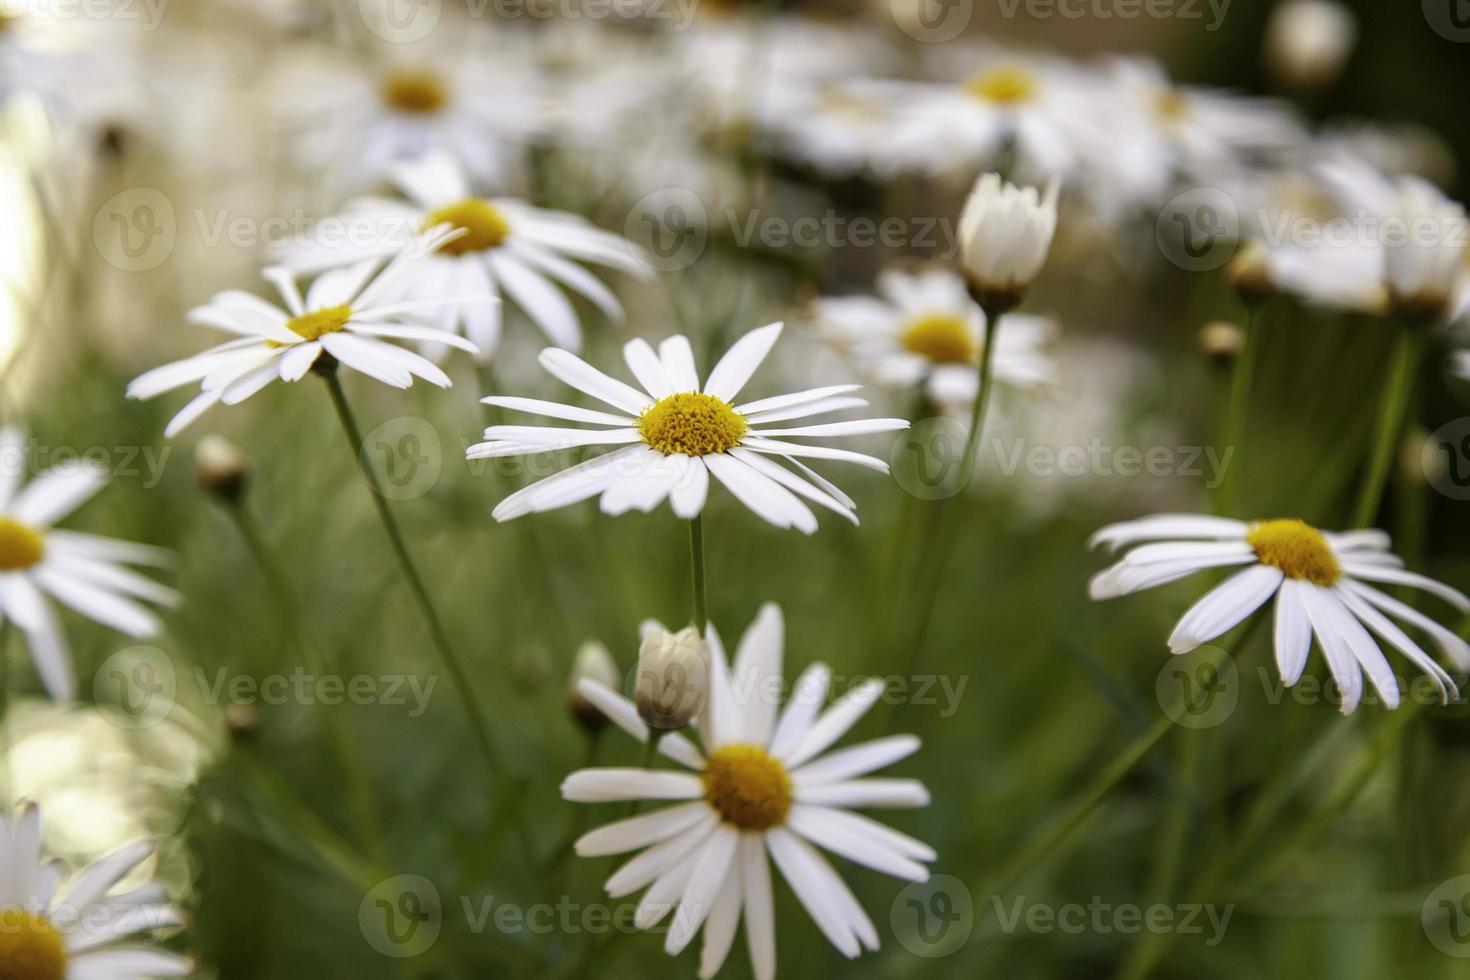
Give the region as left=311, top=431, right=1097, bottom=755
left=469, top=322, right=909, bottom=532
left=564, top=604, right=933, bottom=979
left=127, top=225, right=482, bottom=436
left=1090, top=513, right=1470, bottom=713
left=0, top=428, right=176, bottom=701
left=813, top=266, right=1055, bottom=413
left=282, top=151, right=652, bottom=358
left=0, top=803, right=189, bottom=978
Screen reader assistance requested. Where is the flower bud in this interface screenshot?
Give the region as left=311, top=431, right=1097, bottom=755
left=1198, top=321, right=1244, bottom=364
left=567, top=641, right=621, bottom=732
left=195, top=436, right=249, bottom=501
left=1264, top=0, right=1356, bottom=95
left=1384, top=177, right=1467, bottom=324
left=635, top=626, right=709, bottom=732
left=958, top=173, right=1059, bottom=313
left=1225, top=242, right=1275, bottom=304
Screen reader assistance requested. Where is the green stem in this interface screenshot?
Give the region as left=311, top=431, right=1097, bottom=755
left=689, top=516, right=708, bottom=634
left=321, top=368, right=503, bottom=777
left=955, top=306, right=1003, bottom=493
left=1351, top=325, right=1423, bottom=528
left=1218, top=304, right=1260, bottom=516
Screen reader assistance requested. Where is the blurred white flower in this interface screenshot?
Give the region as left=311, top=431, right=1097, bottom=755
left=568, top=640, right=622, bottom=732
left=563, top=604, right=933, bottom=979
left=1263, top=0, right=1357, bottom=94
left=1090, top=514, right=1470, bottom=713
left=1382, top=176, right=1468, bottom=322
left=812, top=266, right=1055, bottom=412
left=958, top=173, right=1059, bottom=310
left=469, top=322, right=909, bottom=532
left=282, top=151, right=651, bottom=358
left=0, top=803, right=189, bottom=978
left=128, top=225, right=482, bottom=436
left=0, top=428, right=176, bottom=701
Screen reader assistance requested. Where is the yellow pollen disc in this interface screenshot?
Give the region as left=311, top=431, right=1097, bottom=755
left=1247, top=518, right=1341, bottom=586
left=702, top=744, right=792, bottom=831
left=0, top=910, right=67, bottom=980
left=638, top=392, right=748, bottom=457
left=382, top=70, right=448, bottom=114
left=0, top=517, right=44, bottom=571
left=284, top=305, right=352, bottom=343
left=1153, top=88, right=1189, bottom=123
left=900, top=313, right=976, bottom=365
left=422, top=199, right=510, bottom=255
left=965, top=66, right=1039, bottom=105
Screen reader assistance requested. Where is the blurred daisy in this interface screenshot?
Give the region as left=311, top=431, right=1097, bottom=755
left=283, top=151, right=651, bottom=358
left=813, top=266, right=1055, bottom=412
left=564, top=604, right=933, bottom=978
left=128, top=225, right=481, bottom=436
left=470, top=322, right=909, bottom=532
left=0, top=428, right=176, bottom=701
left=0, top=803, right=189, bottom=977
left=1090, top=513, right=1470, bottom=713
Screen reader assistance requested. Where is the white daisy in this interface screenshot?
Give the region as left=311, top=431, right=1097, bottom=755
left=0, top=803, right=189, bottom=978
left=1090, top=513, right=1470, bottom=713
left=563, top=604, right=933, bottom=979
left=281, top=151, right=651, bottom=358
left=812, top=266, right=1055, bottom=413
left=469, top=322, right=909, bottom=533
left=0, top=428, right=176, bottom=701
left=127, top=225, right=482, bottom=436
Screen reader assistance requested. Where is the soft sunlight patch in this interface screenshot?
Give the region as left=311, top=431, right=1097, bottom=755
left=1247, top=518, right=1341, bottom=585
left=0, top=516, right=44, bottom=571
left=0, top=910, right=67, bottom=980
left=965, top=66, right=1039, bottom=105
left=423, top=199, right=510, bottom=255
left=638, top=392, right=748, bottom=457
left=284, top=305, right=352, bottom=342
left=381, top=70, right=448, bottom=114
left=900, top=313, right=975, bottom=364
left=702, top=744, right=792, bottom=831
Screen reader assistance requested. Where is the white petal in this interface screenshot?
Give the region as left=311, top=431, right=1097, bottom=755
left=781, top=678, right=885, bottom=769
left=575, top=802, right=710, bottom=857
left=665, top=825, right=739, bottom=955
left=741, top=834, right=776, bottom=980
left=704, top=453, right=817, bottom=534
left=731, top=602, right=784, bottom=746
left=703, top=322, right=783, bottom=402
left=1166, top=565, right=1282, bottom=654
left=736, top=384, right=861, bottom=416
left=787, top=804, right=929, bottom=881
left=623, top=338, right=674, bottom=399
left=792, top=735, right=920, bottom=787
left=767, top=663, right=829, bottom=760
left=538, top=348, right=651, bottom=415
left=1300, top=585, right=1364, bottom=714
left=660, top=335, right=700, bottom=391
left=572, top=679, right=705, bottom=768
left=796, top=779, right=930, bottom=808
left=480, top=396, right=634, bottom=427
left=560, top=768, right=704, bottom=803
left=1273, top=579, right=1313, bottom=686
left=9, top=467, right=108, bottom=527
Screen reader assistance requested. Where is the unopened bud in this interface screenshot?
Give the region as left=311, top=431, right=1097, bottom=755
left=195, top=436, right=249, bottom=501
left=1199, top=321, right=1244, bottom=363
left=1225, top=242, right=1275, bottom=304
left=635, top=626, right=709, bottom=732
left=568, top=641, right=621, bottom=732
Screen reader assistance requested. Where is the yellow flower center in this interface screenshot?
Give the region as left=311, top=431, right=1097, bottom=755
left=0, top=517, right=44, bottom=571
left=1247, top=518, right=1341, bottom=586
left=284, top=305, right=352, bottom=342
left=422, top=199, right=510, bottom=254
left=0, top=909, right=67, bottom=980
left=965, top=66, right=1039, bottom=105
left=1153, top=88, right=1190, bottom=124
left=382, top=69, right=448, bottom=114
left=638, top=392, right=748, bottom=457
left=900, top=313, right=975, bottom=365
left=702, top=744, right=792, bottom=831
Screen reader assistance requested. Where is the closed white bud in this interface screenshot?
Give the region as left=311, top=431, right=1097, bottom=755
left=1264, top=0, right=1356, bottom=94
left=958, top=173, right=1059, bottom=312
left=635, top=626, right=709, bottom=731
left=195, top=435, right=249, bottom=500
left=1383, top=177, right=1467, bottom=323
left=567, top=641, right=621, bottom=732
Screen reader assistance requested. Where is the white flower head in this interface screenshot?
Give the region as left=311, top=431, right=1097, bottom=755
left=470, top=322, right=910, bottom=533
left=569, top=641, right=623, bottom=731
left=281, top=150, right=652, bottom=360
left=0, top=803, right=190, bottom=977
left=128, top=225, right=485, bottom=437
left=1263, top=0, right=1357, bottom=93
left=564, top=604, right=933, bottom=979
left=1383, top=176, right=1467, bottom=322
left=0, top=428, right=176, bottom=701
left=958, top=173, right=1059, bottom=311
left=1090, top=513, right=1470, bottom=714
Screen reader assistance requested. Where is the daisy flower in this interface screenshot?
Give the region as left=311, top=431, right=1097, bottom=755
left=812, top=266, right=1055, bottom=413
left=282, top=151, right=651, bottom=358
left=0, top=803, right=189, bottom=978
left=1090, top=513, right=1470, bottom=713
left=563, top=604, right=933, bottom=979
left=0, top=428, right=176, bottom=701
left=469, top=322, right=909, bottom=532
left=127, top=225, right=482, bottom=437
